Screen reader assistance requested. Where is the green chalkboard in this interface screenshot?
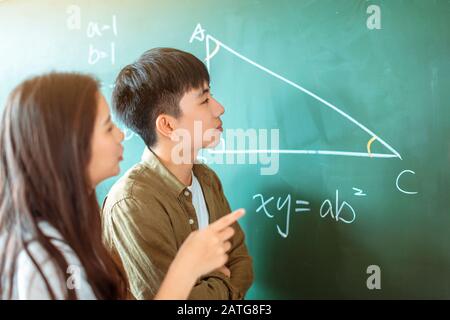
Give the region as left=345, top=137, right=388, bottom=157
left=1, top=0, right=450, bottom=299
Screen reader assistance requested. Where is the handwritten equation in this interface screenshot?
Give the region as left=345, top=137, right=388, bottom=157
left=66, top=5, right=117, bottom=65
left=253, top=189, right=362, bottom=238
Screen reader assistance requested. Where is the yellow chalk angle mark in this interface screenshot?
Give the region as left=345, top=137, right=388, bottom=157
left=367, top=136, right=377, bottom=158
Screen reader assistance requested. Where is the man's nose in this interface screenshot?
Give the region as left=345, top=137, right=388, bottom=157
left=212, top=97, right=225, bottom=117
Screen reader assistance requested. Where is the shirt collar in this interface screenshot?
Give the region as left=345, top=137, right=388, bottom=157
left=141, top=147, right=212, bottom=196
left=141, top=147, right=187, bottom=196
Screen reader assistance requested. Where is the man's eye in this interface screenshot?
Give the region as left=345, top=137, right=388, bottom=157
left=202, top=98, right=209, bottom=104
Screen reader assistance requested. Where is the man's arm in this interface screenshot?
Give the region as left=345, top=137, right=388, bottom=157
left=215, top=177, right=254, bottom=300
left=103, top=197, right=242, bottom=299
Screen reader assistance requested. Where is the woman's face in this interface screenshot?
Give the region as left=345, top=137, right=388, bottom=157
left=88, top=94, right=124, bottom=187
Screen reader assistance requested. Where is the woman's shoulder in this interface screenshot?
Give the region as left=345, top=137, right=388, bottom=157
left=16, top=221, right=96, bottom=300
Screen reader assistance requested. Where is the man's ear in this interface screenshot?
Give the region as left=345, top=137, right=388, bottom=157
left=155, top=114, right=177, bottom=140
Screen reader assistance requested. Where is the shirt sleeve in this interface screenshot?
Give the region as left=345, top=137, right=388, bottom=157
left=214, top=174, right=254, bottom=300
left=103, top=197, right=176, bottom=299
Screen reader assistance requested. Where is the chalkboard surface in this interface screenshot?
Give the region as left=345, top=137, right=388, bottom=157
left=1, top=0, right=450, bottom=299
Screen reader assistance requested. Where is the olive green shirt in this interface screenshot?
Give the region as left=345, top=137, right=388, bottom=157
left=101, top=148, right=253, bottom=300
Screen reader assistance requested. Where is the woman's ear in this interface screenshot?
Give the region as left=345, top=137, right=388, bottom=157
left=155, top=114, right=177, bottom=141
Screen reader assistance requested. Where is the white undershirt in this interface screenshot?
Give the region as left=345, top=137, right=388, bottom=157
left=187, top=172, right=210, bottom=229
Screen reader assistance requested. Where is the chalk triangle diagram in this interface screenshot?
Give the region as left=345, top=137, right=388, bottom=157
left=190, top=24, right=401, bottom=160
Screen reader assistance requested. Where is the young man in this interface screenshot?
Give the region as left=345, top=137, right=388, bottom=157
left=102, top=48, right=253, bottom=300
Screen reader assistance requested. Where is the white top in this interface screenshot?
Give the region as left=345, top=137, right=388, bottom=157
left=14, top=222, right=96, bottom=300
left=187, top=172, right=210, bottom=230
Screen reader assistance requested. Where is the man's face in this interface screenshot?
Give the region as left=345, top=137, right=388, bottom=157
left=174, top=82, right=225, bottom=151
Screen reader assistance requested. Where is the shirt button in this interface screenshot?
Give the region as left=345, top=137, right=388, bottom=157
left=189, top=218, right=194, bottom=225
left=184, top=190, right=190, bottom=197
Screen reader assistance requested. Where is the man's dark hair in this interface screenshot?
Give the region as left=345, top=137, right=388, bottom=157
left=112, top=47, right=210, bottom=147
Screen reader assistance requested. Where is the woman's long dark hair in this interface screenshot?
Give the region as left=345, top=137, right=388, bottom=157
left=0, top=73, right=126, bottom=299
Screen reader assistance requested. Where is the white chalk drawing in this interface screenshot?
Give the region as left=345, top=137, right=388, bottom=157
left=353, top=187, right=367, bottom=197
left=396, top=170, right=418, bottom=195
left=190, top=23, right=401, bottom=160
left=253, top=189, right=354, bottom=238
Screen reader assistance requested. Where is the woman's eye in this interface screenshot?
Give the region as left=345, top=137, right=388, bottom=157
left=203, top=98, right=209, bottom=104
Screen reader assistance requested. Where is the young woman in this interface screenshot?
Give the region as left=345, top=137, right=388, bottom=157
left=0, top=72, right=244, bottom=299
